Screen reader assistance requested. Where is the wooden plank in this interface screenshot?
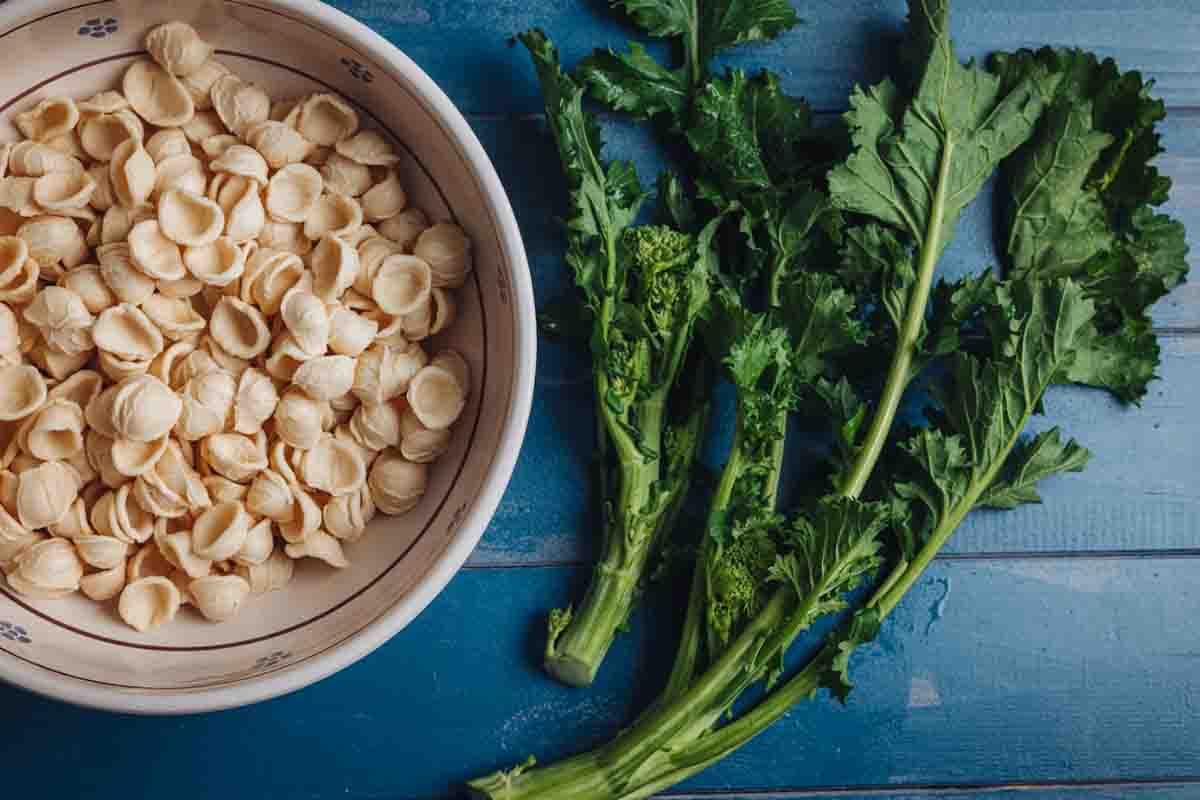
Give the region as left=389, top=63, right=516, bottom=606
left=327, top=0, right=1200, bottom=114
left=5, top=559, right=1198, bottom=798
left=472, top=318, right=1200, bottom=565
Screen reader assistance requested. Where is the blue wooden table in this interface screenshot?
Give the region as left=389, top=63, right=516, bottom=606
left=5, top=1, right=1200, bottom=798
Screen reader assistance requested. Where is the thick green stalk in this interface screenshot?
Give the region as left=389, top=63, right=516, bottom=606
left=838, top=140, right=955, bottom=499
left=545, top=417, right=663, bottom=687
left=473, top=591, right=796, bottom=799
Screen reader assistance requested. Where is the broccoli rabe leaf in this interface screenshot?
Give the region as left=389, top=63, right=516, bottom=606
left=981, top=428, right=1091, bottom=509
left=896, top=279, right=1095, bottom=552
left=829, top=1, right=1048, bottom=258
left=992, top=46, right=1189, bottom=401
left=614, top=0, right=799, bottom=80
left=771, top=497, right=889, bottom=609
left=578, top=44, right=690, bottom=121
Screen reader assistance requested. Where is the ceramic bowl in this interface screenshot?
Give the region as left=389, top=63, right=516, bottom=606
left=0, top=0, right=534, bottom=713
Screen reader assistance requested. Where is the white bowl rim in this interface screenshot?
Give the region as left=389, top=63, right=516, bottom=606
left=0, top=0, right=536, bottom=715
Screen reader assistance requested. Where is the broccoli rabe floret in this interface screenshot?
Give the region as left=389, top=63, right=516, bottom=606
left=707, top=531, right=777, bottom=645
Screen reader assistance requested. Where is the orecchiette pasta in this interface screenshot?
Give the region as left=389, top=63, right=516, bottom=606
left=145, top=22, right=213, bottom=78
left=266, top=163, right=322, bottom=223
left=118, top=576, right=181, bottom=631
left=414, top=222, right=473, bottom=288
left=15, top=97, right=79, bottom=143
left=124, top=59, right=195, bottom=128
left=367, top=450, right=427, bottom=515
left=0, top=20, right=471, bottom=630
left=190, top=574, right=251, bottom=621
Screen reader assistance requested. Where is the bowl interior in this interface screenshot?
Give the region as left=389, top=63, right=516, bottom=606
left=0, top=0, right=524, bottom=705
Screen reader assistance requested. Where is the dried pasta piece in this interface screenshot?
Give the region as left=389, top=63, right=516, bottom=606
left=18, top=215, right=88, bottom=269
left=157, top=189, right=224, bottom=247
left=126, top=219, right=184, bottom=279
left=0, top=364, right=46, bottom=421
left=280, top=290, right=330, bottom=358
left=182, top=235, right=244, bottom=286
left=79, top=109, right=144, bottom=164
left=145, top=22, right=213, bottom=78
left=118, top=576, right=181, bottom=631
left=399, top=405, right=451, bottom=463
left=109, top=139, right=156, bottom=207
left=327, top=305, right=379, bottom=358
left=97, top=241, right=155, bottom=305
left=9, top=141, right=83, bottom=178
left=104, top=374, right=182, bottom=443
left=304, top=192, right=361, bottom=241
left=352, top=342, right=426, bottom=405
left=33, top=169, right=95, bottom=211
left=16, top=460, right=79, bottom=529
left=296, top=94, right=358, bottom=146
left=432, top=350, right=470, bottom=393
left=372, top=254, right=431, bottom=315
left=406, top=364, right=467, bottom=431
left=157, top=528, right=212, bottom=578
left=180, top=59, right=230, bottom=111
left=99, top=203, right=155, bottom=246
left=145, top=128, right=191, bottom=164
left=23, top=285, right=94, bottom=355
left=377, top=207, right=428, bottom=251
left=256, top=219, right=311, bottom=256
left=246, top=468, right=294, bottom=523
left=273, top=387, right=327, bottom=450
left=15, top=97, right=79, bottom=142
left=324, top=483, right=375, bottom=542
left=46, top=369, right=103, bottom=410
left=21, top=398, right=85, bottom=461
left=265, top=162, right=322, bottom=223
left=153, top=153, right=206, bottom=199
left=210, top=74, right=269, bottom=137
left=110, top=434, right=169, bottom=477
left=320, top=152, right=373, bottom=197
left=238, top=549, right=293, bottom=594
left=209, top=296, right=271, bottom=359
left=414, top=222, right=472, bottom=288
left=348, top=401, right=400, bottom=452
left=232, top=367, right=278, bottom=435
left=284, top=528, right=348, bottom=568
left=181, top=109, right=225, bottom=144
left=190, top=574, right=251, bottom=621
left=353, top=235, right=402, bottom=295
left=211, top=144, right=269, bottom=186
left=233, top=518, right=274, bottom=566
left=123, top=59, right=195, bottom=128
left=335, top=130, right=400, bottom=166
left=0, top=177, right=39, bottom=218
left=141, top=292, right=206, bottom=341
left=191, top=500, right=251, bottom=560
left=74, top=534, right=129, bottom=570
left=310, top=234, right=358, bottom=303
left=367, top=449, right=426, bottom=515
left=177, top=369, right=236, bottom=441
left=200, top=432, right=267, bottom=482
left=208, top=173, right=264, bottom=242
left=291, top=355, right=356, bottom=402
left=93, top=303, right=165, bottom=362
left=245, top=120, right=311, bottom=169
left=361, top=170, right=407, bottom=222
left=80, top=563, right=126, bottom=601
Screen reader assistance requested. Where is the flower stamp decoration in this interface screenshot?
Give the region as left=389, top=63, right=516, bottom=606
left=340, top=56, right=374, bottom=83
left=78, top=17, right=119, bottom=38
left=253, top=650, right=292, bottom=671
left=0, top=621, right=32, bottom=644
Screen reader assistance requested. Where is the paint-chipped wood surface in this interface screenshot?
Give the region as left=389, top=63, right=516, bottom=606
left=4, top=2, right=1199, bottom=798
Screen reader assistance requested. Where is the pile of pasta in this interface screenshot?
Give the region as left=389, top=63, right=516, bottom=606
left=0, top=22, right=473, bottom=632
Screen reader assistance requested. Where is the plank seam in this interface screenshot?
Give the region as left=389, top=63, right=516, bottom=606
left=464, top=547, right=1200, bottom=570
left=657, top=776, right=1200, bottom=798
